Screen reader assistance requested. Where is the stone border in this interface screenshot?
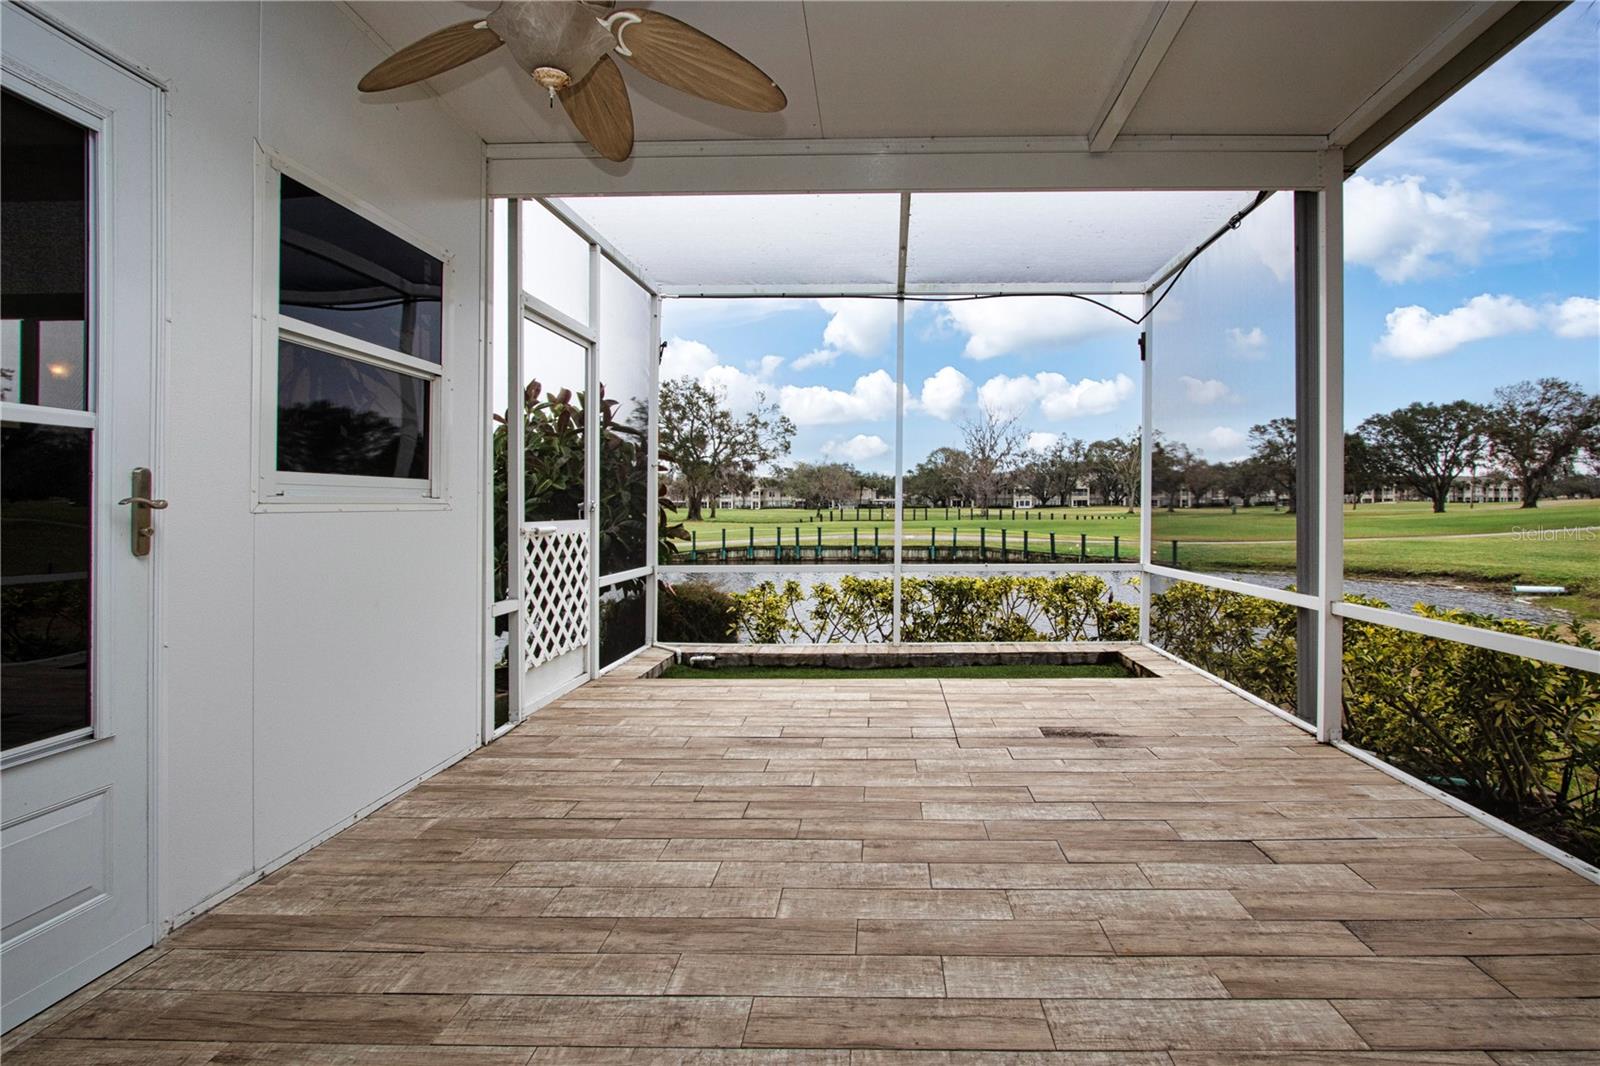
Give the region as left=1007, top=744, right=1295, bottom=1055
left=657, top=642, right=1177, bottom=678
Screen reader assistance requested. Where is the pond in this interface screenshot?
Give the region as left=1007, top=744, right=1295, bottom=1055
left=658, top=565, right=1568, bottom=645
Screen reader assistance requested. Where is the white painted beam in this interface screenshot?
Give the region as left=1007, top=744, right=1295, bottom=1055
left=1089, top=1, right=1195, bottom=153
left=488, top=136, right=1329, bottom=196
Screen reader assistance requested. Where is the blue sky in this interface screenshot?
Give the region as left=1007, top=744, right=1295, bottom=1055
left=660, top=5, right=1598, bottom=475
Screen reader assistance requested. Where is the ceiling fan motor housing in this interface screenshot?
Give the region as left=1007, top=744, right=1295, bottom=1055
left=489, top=1, right=614, bottom=86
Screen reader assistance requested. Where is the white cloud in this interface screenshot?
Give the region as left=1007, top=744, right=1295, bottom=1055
left=976, top=372, right=1135, bottom=421
left=918, top=366, right=972, bottom=421
left=791, top=349, right=839, bottom=371
left=940, top=296, right=1139, bottom=360
left=1226, top=326, right=1267, bottom=355
left=659, top=336, right=719, bottom=381
left=661, top=336, right=779, bottom=412
left=1179, top=376, right=1235, bottom=405
left=1026, top=431, right=1061, bottom=452
left=821, top=434, right=890, bottom=465
left=818, top=298, right=898, bottom=356
left=1200, top=426, right=1249, bottom=459
left=1345, top=175, right=1492, bottom=283
left=1374, top=294, right=1541, bottom=360
left=779, top=369, right=900, bottom=426
left=1549, top=296, right=1600, bottom=339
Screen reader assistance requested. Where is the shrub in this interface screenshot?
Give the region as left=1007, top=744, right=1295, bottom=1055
left=657, top=579, right=737, bottom=643
left=1343, top=606, right=1599, bottom=863
left=724, top=573, right=1138, bottom=644
left=1147, top=580, right=1298, bottom=710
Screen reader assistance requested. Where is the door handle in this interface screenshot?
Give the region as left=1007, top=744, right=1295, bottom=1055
left=116, top=467, right=167, bottom=557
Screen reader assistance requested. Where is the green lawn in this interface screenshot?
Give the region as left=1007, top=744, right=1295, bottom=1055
left=682, top=499, right=1599, bottom=544
left=660, top=662, right=1133, bottom=680
left=674, top=499, right=1600, bottom=617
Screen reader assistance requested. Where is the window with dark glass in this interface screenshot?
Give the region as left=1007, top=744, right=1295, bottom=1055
left=277, top=340, right=429, bottom=479
left=279, top=176, right=443, bottom=363
left=273, top=171, right=442, bottom=485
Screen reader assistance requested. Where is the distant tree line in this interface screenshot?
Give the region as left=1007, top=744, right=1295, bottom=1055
left=660, top=375, right=1598, bottom=517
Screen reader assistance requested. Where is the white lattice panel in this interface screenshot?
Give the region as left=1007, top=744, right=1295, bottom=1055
left=522, top=527, right=589, bottom=669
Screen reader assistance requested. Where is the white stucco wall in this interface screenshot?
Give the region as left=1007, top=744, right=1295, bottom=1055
left=33, top=1, right=487, bottom=927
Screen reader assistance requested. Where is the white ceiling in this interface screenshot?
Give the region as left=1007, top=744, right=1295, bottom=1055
left=344, top=1, right=1484, bottom=148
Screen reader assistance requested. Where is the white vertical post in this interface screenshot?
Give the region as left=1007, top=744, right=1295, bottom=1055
left=892, top=296, right=906, bottom=643
left=892, top=192, right=910, bottom=643
left=482, top=196, right=495, bottom=743
left=507, top=201, right=526, bottom=718
left=586, top=242, right=602, bottom=679
left=1315, top=149, right=1345, bottom=743
left=646, top=294, right=661, bottom=648
left=1138, top=290, right=1154, bottom=644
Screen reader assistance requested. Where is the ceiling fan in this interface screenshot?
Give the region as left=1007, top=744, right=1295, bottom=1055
left=358, top=2, right=786, bottom=162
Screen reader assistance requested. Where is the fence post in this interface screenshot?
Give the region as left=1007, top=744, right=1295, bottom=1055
left=776, top=526, right=782, bottom=563
left=1023, top=529, right=1029, bottom=559
left=1113, top=535, right=1120, bottom=562
left=980, top=526, right=987, bottom=561
left=853, top=526, right=859, bottom=560
left=816, top=524, right=822, bottom=560
left=1001, top=527, right=1008, bottom=558
left=690, top=529, right=698, bottom=562
left=721, top=527, right=727, bottom=561
left=748, top=526, right=754, bottom=560
left=1050, top=531, right=1056, bottom=559
left=874, top=525, right=881, bottom=560
left=929, top=526, right=936, bottom=560
left=1171, top=539, right=1179, bottom=565
left=1080, top=533, right=1087, bottom=561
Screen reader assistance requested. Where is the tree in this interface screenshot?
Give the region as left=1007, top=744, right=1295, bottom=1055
left=1176, top=449, right=1223, bottom=509
left=782, top=462, right=859, bottom=509
left=1247, top=417, right=1297, bottom=512
left=1151, top=439, right=1195, bottom=511
left=905, top=447, right=969, bottom=505
left=1016, top=437, right=1086, bottom=506
left=1481, top=378, right=1600, bottom=509
left=856, top=470, right=894, bottom=500
left=1344, top=431, right=1385, bottom=508
left=1085, top=434, right=1141, bottom=510
left=1359, top=400, right=1485, bottom=513
left=659, top=377, right=794, bottom=521
left=958, top=406, right=1025, bottom=507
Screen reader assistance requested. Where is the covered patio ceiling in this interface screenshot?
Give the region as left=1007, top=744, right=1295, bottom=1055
left=348, top=1, right=1559, bottom=197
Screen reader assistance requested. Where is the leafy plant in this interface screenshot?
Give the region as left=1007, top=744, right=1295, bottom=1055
left=1343, top=605, right=1599, bottom=862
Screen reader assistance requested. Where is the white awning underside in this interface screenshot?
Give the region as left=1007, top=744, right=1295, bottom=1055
left=552, top=190, right=1261, bottom=294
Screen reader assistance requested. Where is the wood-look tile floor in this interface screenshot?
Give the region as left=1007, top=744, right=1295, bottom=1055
left=11, top=646, right=1600, bottom=1064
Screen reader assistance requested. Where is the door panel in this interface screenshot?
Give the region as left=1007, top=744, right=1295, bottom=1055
left=517, top=318, right=591, bottom=707
left=2, top=8, right=160, bottom=1030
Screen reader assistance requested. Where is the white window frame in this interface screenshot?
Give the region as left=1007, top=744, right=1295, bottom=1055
left=254, top=150, right=451, bottom=510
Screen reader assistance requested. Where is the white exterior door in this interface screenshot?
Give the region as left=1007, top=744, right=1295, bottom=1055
left=2, top=7, right=160, bottom=1029
left=516, top=317, right=593, bottom=709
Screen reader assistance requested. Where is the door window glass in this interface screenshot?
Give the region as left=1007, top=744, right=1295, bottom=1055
left=1, top=90, right=90, bottom=411
left=1, top=423, right=93, bottom=749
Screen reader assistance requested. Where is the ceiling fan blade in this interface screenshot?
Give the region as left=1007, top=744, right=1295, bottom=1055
left=611, top=9, right=786, bottom=113
left=560, top=55, right=635, bottom=163
left=358, top=19, right=504, bottom=93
